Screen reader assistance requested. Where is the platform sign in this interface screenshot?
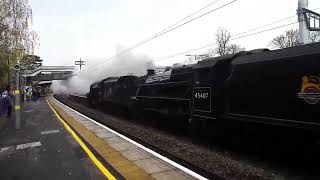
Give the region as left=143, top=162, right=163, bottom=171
left=193, top=87, right=211, bottom=112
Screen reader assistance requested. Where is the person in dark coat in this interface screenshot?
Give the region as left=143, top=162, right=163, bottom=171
left=0, top=98, right=5, bottom=117
left=2, top=91, right=13, bottom=117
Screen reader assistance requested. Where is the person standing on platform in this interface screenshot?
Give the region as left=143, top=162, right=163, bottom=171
left=2, top=91, right=13, bottom=117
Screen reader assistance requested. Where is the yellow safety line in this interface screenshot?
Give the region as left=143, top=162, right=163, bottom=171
left=46, top=98, right=117, bottom=180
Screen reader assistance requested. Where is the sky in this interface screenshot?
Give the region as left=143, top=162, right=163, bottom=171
left=29, top=0, right=320, bottom=68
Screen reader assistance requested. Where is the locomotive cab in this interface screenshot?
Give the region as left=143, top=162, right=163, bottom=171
left=191, top=53, right=244, bottom=121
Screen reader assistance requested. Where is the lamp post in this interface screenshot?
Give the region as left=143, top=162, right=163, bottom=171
left=12, top=48, right=25, bottom=130
left=14, top=64, right=20, bottom=129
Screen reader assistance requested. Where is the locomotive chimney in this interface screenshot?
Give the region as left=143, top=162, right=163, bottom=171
left=147, top=69, right=155, bottom=76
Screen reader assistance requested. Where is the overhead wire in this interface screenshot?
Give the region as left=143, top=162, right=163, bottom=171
left=157, top=21, right=299, bottom=61
left=78, top=5, right=317, bottom=73
left=155, top=7, right=318, bottom=61
left=233, top=16, right=296, bottom=37
left=81, top=0, right=239, bottom=73
left=233, top=7, right=318, bottom=37
left=115, top=0, right=223, bottom=56
left=161, top=7, right=317, bottom=61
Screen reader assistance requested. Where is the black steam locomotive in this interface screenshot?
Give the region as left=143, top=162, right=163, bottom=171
left=88, top=42, right=320, bottom=132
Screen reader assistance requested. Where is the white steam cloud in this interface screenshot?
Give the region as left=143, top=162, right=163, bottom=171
left=51, top=50, right=155, bottom=95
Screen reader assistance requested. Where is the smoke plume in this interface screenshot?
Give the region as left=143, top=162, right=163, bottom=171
left=51, top=51, right=155, bottom=95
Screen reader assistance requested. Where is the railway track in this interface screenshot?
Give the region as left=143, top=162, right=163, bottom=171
left=55, top=93, right=320, bottom=180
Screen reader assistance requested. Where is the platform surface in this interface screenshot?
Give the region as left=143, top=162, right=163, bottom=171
left=0, top=98, right=105, bottom=180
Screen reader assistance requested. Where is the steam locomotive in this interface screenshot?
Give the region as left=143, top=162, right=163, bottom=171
left=87, top=42, right=320, bottom=133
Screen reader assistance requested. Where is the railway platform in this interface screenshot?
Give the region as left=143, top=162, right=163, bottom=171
left=0, top=97, right=105, bottom=180
left=0, top=96, right=202, bottom=180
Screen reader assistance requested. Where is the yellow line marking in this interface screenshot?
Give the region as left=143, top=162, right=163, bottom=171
left=46, top=98, right=116, bottom=180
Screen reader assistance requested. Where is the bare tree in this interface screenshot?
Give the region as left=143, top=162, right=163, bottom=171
left=214, top=27, right=245, bottom=56
left=269, top=29, right=320, bottom=49
left=228, top=44, right=245, bottom=54
left=215, top=27, right=231, bottom=55
left=269, top=29, right=299, bottom=49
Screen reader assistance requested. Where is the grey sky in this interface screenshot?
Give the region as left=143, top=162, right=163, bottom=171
left=30, top=0, right=320, bottom=67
